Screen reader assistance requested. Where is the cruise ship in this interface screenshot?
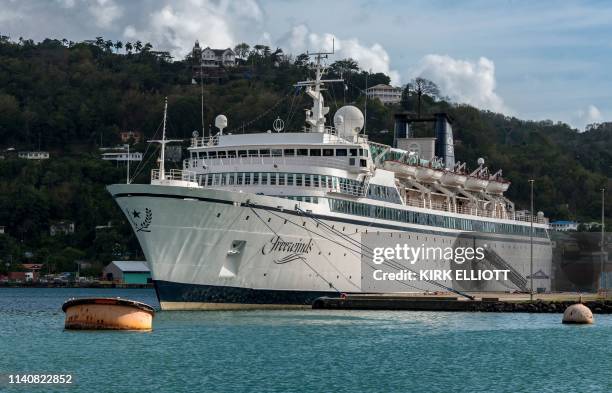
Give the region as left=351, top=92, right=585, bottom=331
left=108, top=53, right=552, bottom=310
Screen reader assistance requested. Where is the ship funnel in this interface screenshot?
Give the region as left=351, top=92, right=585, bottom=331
left=393, top=113, right=409, bottom=148
left=434, top=113, right=455, bottom=170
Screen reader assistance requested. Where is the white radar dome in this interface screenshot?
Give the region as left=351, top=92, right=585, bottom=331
left=334, top=106, right=364, bottom=139
left=215, top=114, right=228, bottom=134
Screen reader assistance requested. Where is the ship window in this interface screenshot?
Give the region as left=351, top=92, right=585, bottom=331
left=248, top=150, right=258, bottom=157
left=227, top=150, right=236, bottom=158
left=237, top=173, right=243, bottom=185
left=349, top=158, right=355, bottom=165
left=304, top=175, right=311, bottom=187
left=297, top=149, right=308, bottom=156
left=310, top=149, right=321, bottom=156
left=220, top=173, right=226, bottom=185
left=261, top=173, right=268, bottom=185
left=350, top=148, right=358, bottom=156
left=296, top=174, right=303, bottom=187
left=313, top=175, right=320, bottom=187
left=259, top=149, right=270, bottom=157
left=238, top=150, right=247, bottom=157
left=198, top=152, right=206, bottom=159
left=271, top=149, right=282, bottom=156
left=270, top=173, right=277, bottom=185
left=209, top=151, right=217, bottom=159
left=244, top=173, right=251, bottom=185
left=336, top=149, right=347, bottom=156
left=360, top=159, right=367, bottom=167
left=253, top=173, right=259, bottom=185
left=217, top=151, right=226, bottom=159
left=206, top=176, right=213, bottom=186
left=284, top=149, right=295, bottom=156
left=227, top=173, right=235, bottom=185
left=323, top=149, right=333, bottom=156
left=286, top=174, right=292, bottom=186
left=279, top=173, right=286, bottom=185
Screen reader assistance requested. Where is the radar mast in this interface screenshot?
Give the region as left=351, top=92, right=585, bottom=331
left=294, top=41, right=343, bottom=133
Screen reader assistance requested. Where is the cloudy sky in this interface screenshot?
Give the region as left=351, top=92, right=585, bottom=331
left=1, top=0, right=611, bottom=129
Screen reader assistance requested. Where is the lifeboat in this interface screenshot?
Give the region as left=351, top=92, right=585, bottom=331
left=486, top=180, right=510, bottom=194
left=416, top=167, right=440, bottom=182
left=62, top=297, right=155, bottom=330
left=440, top=172, right=467, bottom=187
left=383, top=160, right=417, bottom=178
left=464, top=176, right=489, bottom=192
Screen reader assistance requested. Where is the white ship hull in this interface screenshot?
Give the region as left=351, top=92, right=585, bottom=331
left=108, top=184, right=552, bottom=310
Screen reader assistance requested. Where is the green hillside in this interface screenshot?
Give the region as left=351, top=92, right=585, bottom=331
left=0, top=36, right=609, bottom=273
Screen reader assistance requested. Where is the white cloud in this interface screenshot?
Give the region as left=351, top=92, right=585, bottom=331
left=89, top=0, right=123, bottom=28
left=412, top=54, right=509, bottom=114
left=575, top=104, right=603, bottom=130
left=281, top=24, right=401, bottom=85
left=123, top=0, right=262, bottom=58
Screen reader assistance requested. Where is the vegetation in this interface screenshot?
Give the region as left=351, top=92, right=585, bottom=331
left=0, top=35, right=610, bottom=275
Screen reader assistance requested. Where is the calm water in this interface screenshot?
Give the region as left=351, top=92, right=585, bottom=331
left=0, top=288, right=611, bottom=393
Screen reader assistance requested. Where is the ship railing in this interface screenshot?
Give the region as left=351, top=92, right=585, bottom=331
left=151, top=169, right=197, bottom=183
left=191, top=135, right=219, bottom=147
left=404, top=198, right=548, bottom=224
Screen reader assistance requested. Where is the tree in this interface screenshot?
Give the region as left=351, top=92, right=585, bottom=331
left=407, top=77, right=439, bottom=118
left=330, top=58, right=359, bottom=75
left=125, top=41, right=133, bottom=54
left=134, top=40, right=142, bottom=53
left=234, top=43, right=250, bottom=59
left=114, top=40, right=123, bottom=53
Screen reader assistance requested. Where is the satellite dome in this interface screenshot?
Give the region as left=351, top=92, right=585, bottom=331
left=215, top=114, right=228, bottom=134
left=333, top=106, right=364, bottom=139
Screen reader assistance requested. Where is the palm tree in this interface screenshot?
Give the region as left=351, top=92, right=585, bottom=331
left=114, top=40, right=123, bottom=53
left=104, top=40, right=113, bottom=52
left=253, top=44, right=264, bottom=56
left=125, top=42, right=133, bottom=54
left=134, top=40, right=142, bottom=53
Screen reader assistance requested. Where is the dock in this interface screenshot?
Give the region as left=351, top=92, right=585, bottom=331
left=312, top=293, right=612, bottom=314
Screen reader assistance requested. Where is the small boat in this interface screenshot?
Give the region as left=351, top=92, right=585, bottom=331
left=486, top=180, right=510, bottom=194
left=440, top=172, right=467, bottom=187
left=62, top=297, right=155, bottom=331
left=464, top=176, right=489, bottom=191
left=416, top=166, right=440, bottom=182
left=382, top=160, right=417, bottom=178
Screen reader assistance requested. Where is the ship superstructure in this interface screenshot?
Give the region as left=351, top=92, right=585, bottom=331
left=108, top=52, right=551, bottom=310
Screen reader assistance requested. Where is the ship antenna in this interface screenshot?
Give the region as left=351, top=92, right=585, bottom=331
left=148, top=97, right=182, bottom=181
left=294, top=38, right=343, bottom=133
left=160, top=97, right=168, bottom=180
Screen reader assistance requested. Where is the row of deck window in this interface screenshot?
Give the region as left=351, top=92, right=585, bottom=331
left=328, top=198, right=548, bottom=238
left=191, top=147, right=369, bottom=159
left=198, top=172, right=365, bottom=192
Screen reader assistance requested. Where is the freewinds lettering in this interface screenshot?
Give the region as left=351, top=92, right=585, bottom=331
left=261, top=236, right=314, bottom=256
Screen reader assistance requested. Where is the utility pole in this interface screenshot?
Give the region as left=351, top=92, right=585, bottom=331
left=126, top=143, right=130, bottom=184
left=529, top=179, right=534, bottom=301
left=601, top=188, right=606, bottom=296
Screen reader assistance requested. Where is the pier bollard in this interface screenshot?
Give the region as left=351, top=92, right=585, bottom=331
left=562, top=303, right=593, bottom=324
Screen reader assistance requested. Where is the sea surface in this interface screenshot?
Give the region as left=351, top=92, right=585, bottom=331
left=0, top=287, right=610, bottom=393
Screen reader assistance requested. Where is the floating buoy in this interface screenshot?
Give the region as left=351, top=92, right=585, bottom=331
left=62, top=298, right=155, bottom=330
left=562, top=303, right=594, bottom=324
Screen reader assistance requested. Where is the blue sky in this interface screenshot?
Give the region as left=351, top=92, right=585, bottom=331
left=1, top=0, right=611, bottom=129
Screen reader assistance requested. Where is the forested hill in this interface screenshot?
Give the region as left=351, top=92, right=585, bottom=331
left=0, top=36, right=610, bottom=272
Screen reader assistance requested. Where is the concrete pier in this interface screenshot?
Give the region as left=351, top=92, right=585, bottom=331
left=312, top=293, right=612, bottom=314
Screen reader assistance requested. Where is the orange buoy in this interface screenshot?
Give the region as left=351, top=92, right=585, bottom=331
left=62, top=298, right=155, bottom=330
